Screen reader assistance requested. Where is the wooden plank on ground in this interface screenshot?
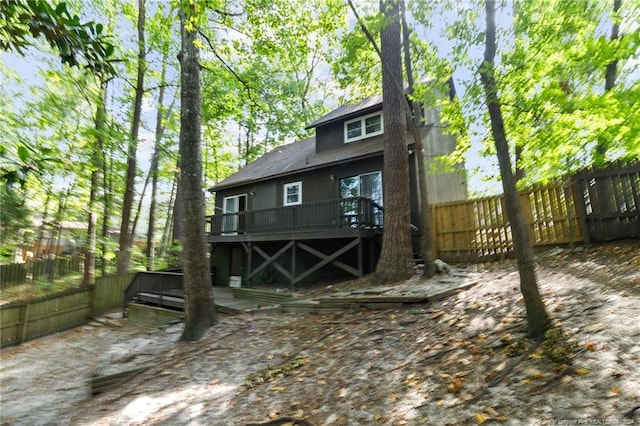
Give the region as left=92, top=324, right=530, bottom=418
left=91, top=366, right=149, bottom=396
left=315, top=295, right=429, bottom=304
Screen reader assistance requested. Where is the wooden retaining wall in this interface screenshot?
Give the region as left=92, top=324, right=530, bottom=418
left=0, top=274, right=135, bottom=348
left=92, top=273, right=136, bottom=316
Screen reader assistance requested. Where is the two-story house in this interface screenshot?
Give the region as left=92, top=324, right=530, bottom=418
left=207, top=93, right=467, bottom=289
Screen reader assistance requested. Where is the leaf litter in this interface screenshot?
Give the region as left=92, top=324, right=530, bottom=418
left=0, top=240, right=638, bottom=425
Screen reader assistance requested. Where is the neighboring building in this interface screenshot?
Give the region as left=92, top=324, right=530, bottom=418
left=207, top=93, right=467, bottom=288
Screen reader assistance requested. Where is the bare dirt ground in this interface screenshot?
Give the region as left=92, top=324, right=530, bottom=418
left=1, top=240, right=639, bottom=426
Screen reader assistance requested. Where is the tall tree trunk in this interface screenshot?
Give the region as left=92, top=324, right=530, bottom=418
left=117, top=0, right=146, bottom=275
left=400, top=0, right=436, bottom=277
left=178, top=2, right=217, bottom=341
left=82, top=81, right=107, bottom=287
left=480, top=0, right=550, bottom=338
left=595, top=0, right=622, bottom=163
left=373, top=0, right=414, bottom=284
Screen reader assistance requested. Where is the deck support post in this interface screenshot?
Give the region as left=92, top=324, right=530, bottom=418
left=291, top=242, right=296, bottom=291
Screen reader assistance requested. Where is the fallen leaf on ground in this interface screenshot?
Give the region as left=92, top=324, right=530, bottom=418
left=447, top=378, right=464, bottom=394
left=475, top=412, right=489, bottom=424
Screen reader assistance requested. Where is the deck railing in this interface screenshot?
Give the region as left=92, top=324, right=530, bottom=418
left=208, top=196, right=384, bottom=236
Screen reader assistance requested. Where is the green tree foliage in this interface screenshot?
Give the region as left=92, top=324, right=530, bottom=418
left=198, top=0, right=344, bottom=175
left=498, top=0, right=640, bottom=183
left=0, top=1, right=116, bottom=188
left=411, top=0, right=639, bottom=187
left=0, top=185, right=31, bottom=259
left=0, top=0, right=115, bottom=75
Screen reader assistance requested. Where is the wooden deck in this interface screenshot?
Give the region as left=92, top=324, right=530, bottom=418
left=127, top=270, right=479, bottom=319
left=128, top=287, right=285, bottom=317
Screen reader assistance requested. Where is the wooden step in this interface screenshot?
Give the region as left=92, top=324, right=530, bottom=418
left=127, top=303, right=184, bottom=327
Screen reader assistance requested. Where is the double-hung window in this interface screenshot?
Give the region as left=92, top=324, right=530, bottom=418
left=283, top=181, right=302, bottom=206
left=344, top=112, right=383, bottom=143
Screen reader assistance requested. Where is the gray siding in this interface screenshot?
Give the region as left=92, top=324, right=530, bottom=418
left=422, top=107, right=468, bottom=203
left=315, top=121, right=344, bottom=152
left=215, top=156, right=386, bottom=212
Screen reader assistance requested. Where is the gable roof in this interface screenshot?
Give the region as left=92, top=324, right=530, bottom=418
left=210, top=132, right=409, bottom=192
left=305, top=95, right=383, bottom=129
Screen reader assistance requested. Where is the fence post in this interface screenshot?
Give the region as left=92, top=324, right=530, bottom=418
left=431, top=204, right=439, bottom=259
left=571, top=176, right=591, bottom=245
left=20, top=303, right=31, bottom=343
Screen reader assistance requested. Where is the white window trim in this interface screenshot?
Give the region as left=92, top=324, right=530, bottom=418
left=283, top=181, right=302, bottom=206
left=344, top=111, right=384, bottom=143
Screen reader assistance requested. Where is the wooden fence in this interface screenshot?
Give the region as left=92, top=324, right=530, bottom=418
left=572, top=162, right=639, bottom=242
left=0, top=255, right=84, bottom=289
left=433, top=162, right=639, bottom=262
left=0, top=273, right=135, bottom=348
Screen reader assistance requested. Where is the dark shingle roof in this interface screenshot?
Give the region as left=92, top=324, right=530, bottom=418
left=305, top=95, right=383, bottom=129
left=210, top=133, right=396, bottom=192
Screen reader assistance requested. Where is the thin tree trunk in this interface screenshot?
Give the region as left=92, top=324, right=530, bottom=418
left=82, top=81, right=107, bottom=287
left=480, top=0, right=549, bottom=338
left=400, top=0, right=436, bottom=277
left=146, top=59, right=172, bottom=271
left=373, top=0, right=414, bottom=284
left=595, top=0, right=622, bottom=163
left=129, top=167, right=151, bottom=243
left=35, top=193, right=51, bottom=258
left=160, top=169, right=178, bottom=259
left=49, top=187, right=71, bottom=280
left=171, top=166, right=184, bottom=244
left=513, top=0, right=525, bottom=183
left=178, top=2, right=217, bottom=341
left=117, top=0, right=146, bottom=275
left=101, top=138, right=114, bottom=276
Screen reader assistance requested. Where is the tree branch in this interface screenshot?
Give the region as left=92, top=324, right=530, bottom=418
left=198, top=30, right=255, bottom=104
left=347, top=0, right=382, bottom=59
left=143, top=83, right=178, bottom=94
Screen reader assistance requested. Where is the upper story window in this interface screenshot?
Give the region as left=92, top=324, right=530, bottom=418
left=344, top=111, right=384, bottom=143
left=283, top=181, right=302, bottom=206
